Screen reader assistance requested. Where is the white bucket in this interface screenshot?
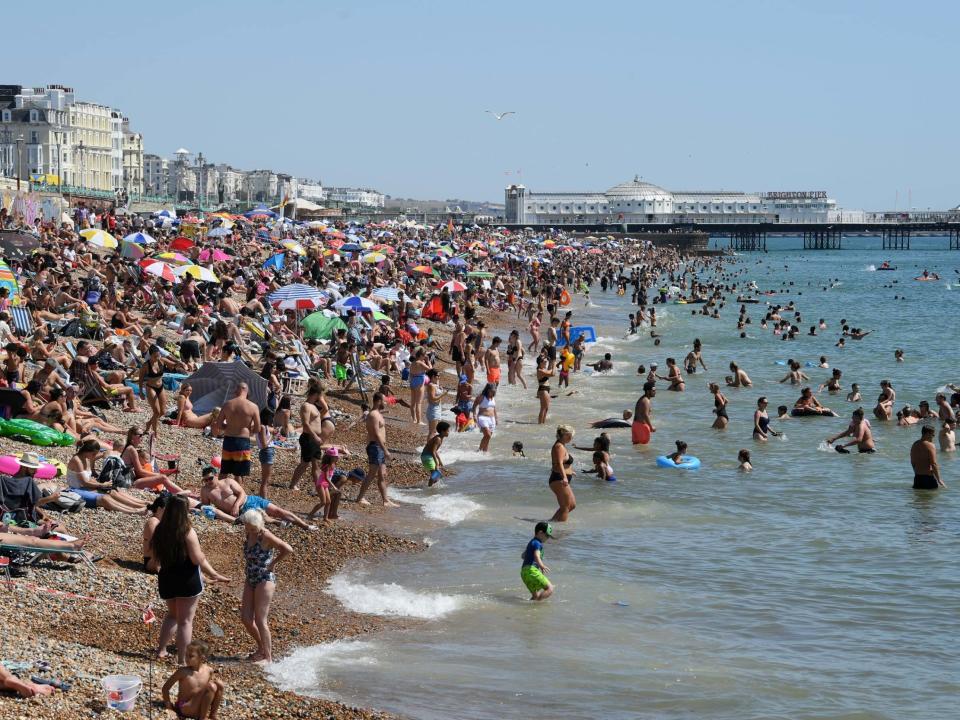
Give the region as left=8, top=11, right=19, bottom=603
left=101, top=674, right=142, bottom=712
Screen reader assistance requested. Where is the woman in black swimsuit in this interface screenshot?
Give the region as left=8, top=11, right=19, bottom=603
left=549, top=424, right=577, bottom=522
left=152, top=496, right=230, bottom=664
left=139, top=345, right=176, bottom=437
left=709, top=383, right=729, bottom=429
left=753, top=396, right=779, bottom=441
left=536, top=354, right=555, bottom=425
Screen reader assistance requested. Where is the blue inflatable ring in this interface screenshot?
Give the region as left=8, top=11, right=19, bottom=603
left=656, top=455, right=701, bottom=470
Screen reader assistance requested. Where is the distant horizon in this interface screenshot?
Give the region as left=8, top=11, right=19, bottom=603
left=4, top=0, right=957, bottom=210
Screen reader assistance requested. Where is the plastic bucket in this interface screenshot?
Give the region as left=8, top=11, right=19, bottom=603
left=101, top=674, right=142, bottom=712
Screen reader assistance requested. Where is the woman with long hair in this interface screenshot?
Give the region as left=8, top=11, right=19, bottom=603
left=424, top=368, right=447, bottom=441
left=121, top=427, right=194, bottom=495
left=138, top=345, right=175, bottom=437
left=174, top=383, right=220, bottom=430
left=549, top=425, right=577, bottom=522
left=536, top=353, right=555, bottom=425
left=240, top=508, right=293, bottom=663
left=153, top=495, right=230, bottom=663
left=66, top=439, right=149, bottom=515
left=408, top=348, right=432, bottom=425
left=472, top=383, right=498, bottom=453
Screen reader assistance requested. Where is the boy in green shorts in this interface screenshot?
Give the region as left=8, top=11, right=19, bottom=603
left=421, top=421, right=450, bottom=486
left=521, top=521, right=554, bottom=601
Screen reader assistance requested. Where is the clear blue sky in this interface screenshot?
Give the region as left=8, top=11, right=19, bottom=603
left=5, top=0, right=956, bottom=208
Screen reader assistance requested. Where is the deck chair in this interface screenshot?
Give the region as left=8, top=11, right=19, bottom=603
left=0, top=541, right=96, bottom=571
left=10, top=307, right=33, bottom=338
left=147, top=431, right=179, bottom=484
left=0, top=474, right=42, bottom=524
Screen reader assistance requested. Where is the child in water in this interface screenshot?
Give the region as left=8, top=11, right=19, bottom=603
left=591, top=450, right=617, bottom=481
left=421, top=421, right=451, bottom=485
left=521, top=521, right=554, bottom=601
left=162, top=640, right=224, bottom=719
left=738, top=449, right=753, bottom=472
left=846, top=383, right=862, bottom=403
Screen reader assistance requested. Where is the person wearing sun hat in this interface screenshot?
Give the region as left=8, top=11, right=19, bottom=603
left=521, top=521, right=554, bottom=601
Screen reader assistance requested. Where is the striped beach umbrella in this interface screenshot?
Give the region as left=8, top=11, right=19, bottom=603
left=282, top=240, right=307, bottom=256
left=139, top=259, right=177, bottom=282
left=0, top=261, right=19, bottom=302
left=79, top=229, right=118, bottom=248
left=371, top=286, right=401, bottom=302
left=155, top=252, right=193, bottom=265
left=121, top=240, right=147, bottom=259
left=174, top=264, right=219, bottom=283
left=439, top=280, right=468, bottom=293
left=333, top=295, right=381, bottom=313
left=123, top=231, right=156, bottom=245
left=268, top=283, right=328, bottom=311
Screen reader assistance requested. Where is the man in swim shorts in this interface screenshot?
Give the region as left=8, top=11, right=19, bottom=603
left=910, top=425, right=945, bottom=489
left=200, top=466, right=316, bottom=530
left=212, top=383, right=260, bottom=480
left=485, top=336, right=502, bottom=386
left=521, top=521, right=554, bottom=601
left=356, top=393, right=398, bottom=507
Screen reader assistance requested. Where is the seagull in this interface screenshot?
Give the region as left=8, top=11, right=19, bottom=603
left=485, top=110, right=516, bottom=120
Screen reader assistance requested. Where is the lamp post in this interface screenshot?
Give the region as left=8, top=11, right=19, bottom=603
left=77, top=140, right=86, bottom=191
left=15, top=134, right=23, bottom=191
left=196, top=151, right=204, bottom=214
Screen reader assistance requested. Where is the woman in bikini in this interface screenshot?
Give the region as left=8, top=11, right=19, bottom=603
left=174, top=383, right=220, bottom=430
left=536, top=353, right=555, bottom=425
left=138, top=345, right=175, bottom=438
left=549, top=424, right=577, bottom=522
left=408, top=348, right=431, bottom=425
left=659, top=357, right=685, bottom=391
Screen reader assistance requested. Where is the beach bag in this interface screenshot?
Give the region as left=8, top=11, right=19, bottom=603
left=43, top=489, right=84, bottom=512
left=99, top=456, right=134, bottom=490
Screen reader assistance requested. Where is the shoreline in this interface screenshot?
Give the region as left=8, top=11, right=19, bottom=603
left=0, top=316, right=482, bottom=719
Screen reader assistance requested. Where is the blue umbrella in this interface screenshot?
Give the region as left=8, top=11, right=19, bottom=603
left=334, top=295, right=381, bottom=313
left=371, top=286, right=401, bottom=302
left=123, top=231, right=156, bottom=245
left=346, top=234, right=364, bottom=243
left=245, top=206, right=278, bottom=219
left=447, top=257, right=468, bottom=267
left=262, top=253, right=285, bottom=271
left=340, top=243, right=362, bottom=252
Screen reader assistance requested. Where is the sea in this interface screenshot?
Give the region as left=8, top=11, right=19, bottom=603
left=269, top=236, right=960, bottom=720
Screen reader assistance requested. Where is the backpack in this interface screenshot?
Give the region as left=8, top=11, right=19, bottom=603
left=42, top=489, right=84, bottom=513
left=99, top=456, right=134, bottom=490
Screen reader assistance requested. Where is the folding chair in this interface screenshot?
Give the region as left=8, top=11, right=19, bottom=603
left=9, top=307, right=33, bottom=338
left=0, top=542, right=96, bottom=571
left=147, top=431, right=179, bottom=484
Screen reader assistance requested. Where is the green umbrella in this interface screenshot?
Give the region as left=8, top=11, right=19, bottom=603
left=373, top=310, right=391, bottom=322
left=467, top=271, right=494, bottom=279
left=301, top=311, right=347, bottom=340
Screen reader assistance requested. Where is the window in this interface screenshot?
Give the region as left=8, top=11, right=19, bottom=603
left=1, top=110, right=8, bottom=122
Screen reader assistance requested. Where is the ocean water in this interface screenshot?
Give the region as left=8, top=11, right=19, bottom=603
left=270, top=237, right=960, bottom=719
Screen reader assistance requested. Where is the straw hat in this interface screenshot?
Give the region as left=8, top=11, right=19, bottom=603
left=17, top=452, right=41, bottom=469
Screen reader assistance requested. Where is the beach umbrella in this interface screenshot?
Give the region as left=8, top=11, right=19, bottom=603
left=79, top=229, right=118, bottom=249
left=268, top=283, right=328, bottom=311
left=301, top=311, right=347, bottom=340
left=139, top=259, right=177, bottom=282
left=169, top=236, right=194, bottom=252
left=340, top=243, right=362, bottom=252
left=376, top=230, right=394, bottom=238
left=447, top=257, right=468, bottom=268
left=372, top=311, right=391, bottom=322
left=262, top=253, right=285, bottom=272
left=207, top=226, right=232, bottom=238
left=0, top=260, right=19, bottom=302
left=371, top=244, right=396, bottom=253
left=282, top=240, right=307, bottom=256
left=244, top=206, right=278, bottom=219
left=346, top=233, right=364, bottom=243
left=440, top=280, right=468, bottom=293
left=199, top=248, right=231, bottom=262
left=334, top=295, right=381, bottom=313
left=325, top=238, right=345, bottom=250
left=307, top=221, right=327, bottom=230
left=371, top=287, right=401, bottom=302
left=123, top=231, right=156, bottom=245
left=324, top=229, right=346, bottom=239
left=362, top=252, right=386, bottom=264
left=155, top=252, right=193, bottom=265
left=410, top=265, right=434, bottom=276
left=467, top=271, right=494, bottom=279
left=121, top=240, right=147, bottom=259
left=174, top=265, right=219, bottom=283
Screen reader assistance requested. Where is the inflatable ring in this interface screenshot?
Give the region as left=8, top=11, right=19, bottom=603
left=0, top=454, right=63, bottom=480
left=656, top=455, right=701, bottom=470
left=559, top=289, right=571, bottom=307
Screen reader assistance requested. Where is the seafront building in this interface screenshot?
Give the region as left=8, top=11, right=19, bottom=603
left=505, top=177, right=860, bottom=225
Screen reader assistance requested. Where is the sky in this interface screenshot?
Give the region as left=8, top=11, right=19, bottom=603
left=4, top=0, right=957, bottom=208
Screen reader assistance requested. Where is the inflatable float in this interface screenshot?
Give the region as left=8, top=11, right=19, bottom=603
left=559, top=289, right=571, bottom=306
left=0, top=418, right=75, bottom=447
left=656, top=455, right=701, bottom=470
left=0, top=454, right=64, bottom=479
left=556, top=326, right=597, bottom=347
left=591, top=419, right=632, bottom=429
left=790, top=408, right=839, bottom=418
left=736, top=297, right=760, bottom=303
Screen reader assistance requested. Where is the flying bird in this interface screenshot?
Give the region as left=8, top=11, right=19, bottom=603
left=485, top=110, right=516, bottom=120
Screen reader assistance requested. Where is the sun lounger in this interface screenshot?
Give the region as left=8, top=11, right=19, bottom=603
left=0, top=541, right=96, bottom=571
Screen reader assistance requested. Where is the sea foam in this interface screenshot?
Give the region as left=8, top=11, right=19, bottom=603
left=327, top=573, right=468, bottom=619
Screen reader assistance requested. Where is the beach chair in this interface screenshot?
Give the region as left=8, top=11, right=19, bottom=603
left=147, top=431, right=180, bottom=484
left=0, top=541, right=96, bottom=571
left=10, top=307, right=33, bottom=338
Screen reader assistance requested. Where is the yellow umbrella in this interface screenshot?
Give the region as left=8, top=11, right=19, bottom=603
left=173, top=264, right=219, bottom=283
left=283, top=240, right=307, bottom=256
left=79, top=229, right=118, bottom=248
left=362, top=252, right=386, bottom=264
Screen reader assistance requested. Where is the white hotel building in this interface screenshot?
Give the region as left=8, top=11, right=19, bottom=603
left=505, top=177, right=849, bottom=225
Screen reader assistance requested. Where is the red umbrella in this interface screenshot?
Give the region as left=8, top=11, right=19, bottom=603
left=170, top=236, right=194, bottom=252
left=139, top=259, right=177, bottom=283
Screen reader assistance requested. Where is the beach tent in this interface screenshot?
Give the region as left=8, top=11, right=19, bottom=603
left=421, top=295, right=448, bottom=322
left=183, top=362, right=269, bottom=414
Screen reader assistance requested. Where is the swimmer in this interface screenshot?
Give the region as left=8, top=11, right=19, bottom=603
left=667, top=440, right=688, bottom=464
left=776, top=405, right=790, bottom=421
left=826, top=408, right=875, bottom=453
left=753, top=397, right=780, bottom=441
left=726, top=362, right=752, bottom=388
left=910, top=425, right=944, bottom=489
left=939, top=420, right=956, bottom=452
left=589, top=353, right=614, bottom=372
left=589, top=449, right=616, bottom=482
left=589, top=410, right=633, bottom=429
left=512, top=441, right=526, bottom=457
left=874, top=380, right=895, bottom=421
left=737, top=449, right=752, bottom=472
left=793, top=387, right=838, bottom=417
left=709, top=383, right=728, bottom=430
left=846, top=383, right=862, bottom=403
left=894, top=348, right=904, bottom=363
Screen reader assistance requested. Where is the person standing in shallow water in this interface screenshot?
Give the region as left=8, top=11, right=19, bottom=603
left=911, top=425, right=945, bottom=489
left=548, top=424, right=576, bottom=521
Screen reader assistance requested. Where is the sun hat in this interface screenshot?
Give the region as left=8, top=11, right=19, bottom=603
left=324, top=447, right=339, bottom=458
left=17, top=452, right=42, bottom=469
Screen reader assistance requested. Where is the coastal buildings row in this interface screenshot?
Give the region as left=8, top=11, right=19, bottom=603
left=505, top=177, right=865, bottom=225
left=0, top=83, right=385, bottom=210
